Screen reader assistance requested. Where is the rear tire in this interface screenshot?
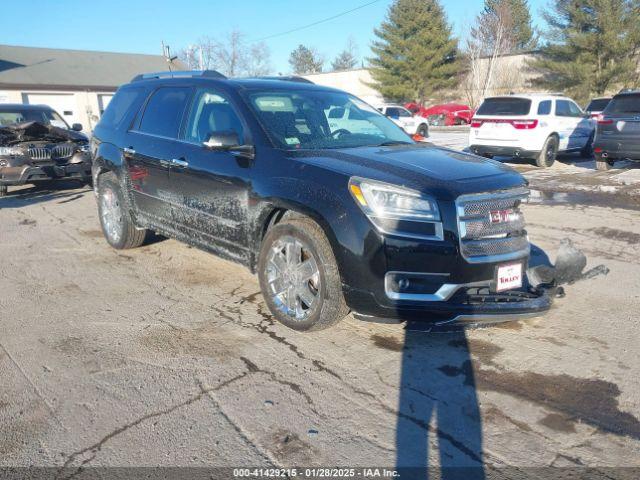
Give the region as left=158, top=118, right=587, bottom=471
left=595, top=155, right=613, bottom=171
left=258, top=216, right=349, bottom=331
left=0, top=185, right=7, bottom=197
left=417, top=124, right=429, bottom=138
left=536, top=135, right=558, bottom=168
left=97, top=172, right=147, bottom=249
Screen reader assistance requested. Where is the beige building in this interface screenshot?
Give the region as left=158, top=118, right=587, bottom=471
left=303, top=68, right=385, bottom=106
left=301, top=54, right=544, bottom=107
left=0, top=44, right=183, bottom=132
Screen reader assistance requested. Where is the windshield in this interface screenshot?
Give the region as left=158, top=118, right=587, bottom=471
left=245, top=89, right=413, bottom=150
left=0, top=107, right=69, bottom=128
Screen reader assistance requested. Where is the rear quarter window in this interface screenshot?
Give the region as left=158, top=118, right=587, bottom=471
left=537, top=100, right=552, bottom=115
left=138, top=87, right=191, bottom=138
left=476, top=98, right=532, bottom=116
left=98, top=86, right=146, bottom=130
left=606, top=94, right=640, bottom=114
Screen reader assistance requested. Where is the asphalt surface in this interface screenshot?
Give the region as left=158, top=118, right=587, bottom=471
left=1, top=131, right=639, bottom=476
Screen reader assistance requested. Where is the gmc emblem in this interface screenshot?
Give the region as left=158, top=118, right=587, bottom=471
left=489, top=209, right=518, bottom=224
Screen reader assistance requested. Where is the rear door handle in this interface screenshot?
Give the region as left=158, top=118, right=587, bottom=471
left=171, top=158, right=189, bottom=168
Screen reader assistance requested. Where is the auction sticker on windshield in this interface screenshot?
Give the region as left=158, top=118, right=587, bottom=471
left=496, top=263, right=523, bottom=292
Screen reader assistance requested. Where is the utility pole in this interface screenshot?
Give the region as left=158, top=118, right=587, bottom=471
left=161, top=41, right=178, bottom=72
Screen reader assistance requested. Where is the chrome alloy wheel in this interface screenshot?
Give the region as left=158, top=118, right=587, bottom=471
left=265, top=235, right=321, bottom=320
left=100, top=187, right=123, bottom=244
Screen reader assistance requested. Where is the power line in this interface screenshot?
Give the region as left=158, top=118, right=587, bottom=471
left=254, top=0, right=384, bottom=42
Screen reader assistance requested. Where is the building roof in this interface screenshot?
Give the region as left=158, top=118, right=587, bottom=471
left=0, top=44, right=185, bottom=91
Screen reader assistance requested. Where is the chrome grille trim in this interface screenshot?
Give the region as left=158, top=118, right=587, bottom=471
left=456, top=188, right=530, bottom=264
left=28, top=147, right=51, bottom=161
left=52, top=144, right=75, bottom=159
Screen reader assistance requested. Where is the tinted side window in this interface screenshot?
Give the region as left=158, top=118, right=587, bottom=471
left=477, top=98, right=531, bottom=115
left=386, top=107, right=401, bottom=118
left=98, top=87, right=145, bottom=130
left=139, top=87, right=190, bottom=138
left=537, top=100, right=551, bottom=115
left=556, top=100, right=582, bottom=117
left=184, top=89, right=245, bottom=144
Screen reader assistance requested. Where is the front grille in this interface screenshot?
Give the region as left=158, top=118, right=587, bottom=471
left=28, top=147, right=51, bottom=161
left=456, top=188, right=530, bottom=263
left=52, top=144, right=75, bottom=159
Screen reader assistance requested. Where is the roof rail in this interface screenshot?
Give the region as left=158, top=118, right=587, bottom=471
left=618, top=88, right=640, bottom=94
left=255, top=75, right=314, bottom=84
left=130, top=70, right=227, bottom=82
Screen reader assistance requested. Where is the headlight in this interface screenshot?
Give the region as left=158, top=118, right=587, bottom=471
left=349, top=177, right=440, bottom=220
left=0, top=147, right=22, bottom=157
left=348, top=177, right=443, bottom=241
left=78, top=143, right=90, bottom=153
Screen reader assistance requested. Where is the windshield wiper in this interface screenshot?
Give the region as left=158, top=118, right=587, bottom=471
left=377, top=141, right=412, bottom=147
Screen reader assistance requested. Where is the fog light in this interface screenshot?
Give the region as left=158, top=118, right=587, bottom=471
left=0, top=159, right=8, bottom=167
left=398, top=278, right=410, bottom=290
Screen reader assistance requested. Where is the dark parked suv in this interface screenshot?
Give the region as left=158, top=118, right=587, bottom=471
left=91, top=71, right=550, bottom=331
left=593, top=89, right=640, bottom=170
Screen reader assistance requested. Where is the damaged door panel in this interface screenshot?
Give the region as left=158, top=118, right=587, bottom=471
left=125, top=86, right=191, bottom=223
left=168, top=88, right=252, bottom=261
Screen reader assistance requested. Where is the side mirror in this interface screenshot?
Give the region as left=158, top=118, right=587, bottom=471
left=203, top=131, right=255, bottom=160
left=203, top=131, right=240, bottom=150
left=72, top=123, right=83, bottom=131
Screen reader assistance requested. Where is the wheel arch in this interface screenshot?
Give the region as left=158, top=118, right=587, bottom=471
left=250, top=201, right=343, bottom=274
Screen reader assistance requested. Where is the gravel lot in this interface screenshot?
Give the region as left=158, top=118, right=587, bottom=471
left=1, top=131, right=639, bottom=477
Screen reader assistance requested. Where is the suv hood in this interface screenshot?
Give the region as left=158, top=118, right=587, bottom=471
left=291, top=144, right=527, bottom=199
left=0, top=121, right=87, bottom=146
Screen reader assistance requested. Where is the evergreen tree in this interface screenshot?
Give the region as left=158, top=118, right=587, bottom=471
left=289, top=45, right=324, bottom=74
left=484, top=0, right=536, bottom=51
left=331, top=38, right=359, bottom=71
left=369, top=0, right=459, bottom=103
left=531, top=0, right=640, bottom=103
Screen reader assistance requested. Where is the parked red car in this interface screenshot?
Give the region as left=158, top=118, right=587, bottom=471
left=405, top=102, right=474, bottom=126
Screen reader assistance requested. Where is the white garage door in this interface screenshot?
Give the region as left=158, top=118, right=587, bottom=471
left=98, top=94, right=113, bottom=116
left=23, top=93, right=78, bottom=127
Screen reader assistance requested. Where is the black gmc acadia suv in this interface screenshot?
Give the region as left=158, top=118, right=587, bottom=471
left=90, top=71, right=550, bottom=331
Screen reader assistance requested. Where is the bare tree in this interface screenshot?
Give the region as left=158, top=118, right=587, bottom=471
left=178, top=30, right=272, bottom=77
left=461, top=2, right=523, bottom=107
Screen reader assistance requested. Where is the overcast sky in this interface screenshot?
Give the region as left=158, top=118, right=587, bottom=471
left=2, top=0, right=547, bottom=73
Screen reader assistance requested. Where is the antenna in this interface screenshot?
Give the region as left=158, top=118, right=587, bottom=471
left=161, top=41, right=178, bottom=72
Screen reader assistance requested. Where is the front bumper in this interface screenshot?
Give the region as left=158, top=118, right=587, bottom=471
left=347, top=279, right=552, bottom=325
left=469, top=144, right=540, bottom=158
left=0, top=161, right=91, bottom=186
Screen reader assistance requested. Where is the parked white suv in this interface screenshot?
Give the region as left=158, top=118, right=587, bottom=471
left=377, top=104, right=429, bottom=137
left=469, top=94, right=595, bottom=167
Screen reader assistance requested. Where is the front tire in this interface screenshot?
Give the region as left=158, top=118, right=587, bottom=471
left=258, top=216, right=349, bottom=331
left=97, top=172, right=147, bottom=249
left=417, top=124, right=429, bottom=138
left=536, top=135, right=558, bottom=168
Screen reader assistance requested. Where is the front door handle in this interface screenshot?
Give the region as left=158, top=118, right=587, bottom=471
left=123, top=147, right=135, bottom=155
left=171, top=158, right=189, bottom=168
